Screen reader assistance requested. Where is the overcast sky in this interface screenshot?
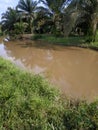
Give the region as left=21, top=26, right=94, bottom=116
left=0, top=0, right=18, bottom=21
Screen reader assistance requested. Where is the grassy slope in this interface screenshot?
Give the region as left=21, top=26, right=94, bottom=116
left=0, top=57, right=98, bottom=130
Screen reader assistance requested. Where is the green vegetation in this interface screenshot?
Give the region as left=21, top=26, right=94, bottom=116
left=0, top=1, right=98, bottom=128
left=17, top=0, right=40, bottom=33
left=32, top=34, right=98, bottom=50
left=0, top=0, right=98, bottom=42
left=1, top=8, right=19, bottom=35
left=0, top=57, right=63, bottom=129
left=0, top=57, right=98, bottom=130
left=32, top=34, right=85, bottom=44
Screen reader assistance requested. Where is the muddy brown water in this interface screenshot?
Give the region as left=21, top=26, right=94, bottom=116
left=0, top=38, right=98, bottom=101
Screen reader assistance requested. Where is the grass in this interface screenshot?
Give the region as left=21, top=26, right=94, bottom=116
left=32, top=34, right=85, bottom=45
left=32, top=34, right=98, bottom=50
left=0, top=57, right=98, bottom=130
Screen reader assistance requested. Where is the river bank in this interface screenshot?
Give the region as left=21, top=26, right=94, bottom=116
left=2, top=34, right=98, bottom=51
left=31, top=34, right=98, bottom=51
left=0, top=57, right=98, bottom=129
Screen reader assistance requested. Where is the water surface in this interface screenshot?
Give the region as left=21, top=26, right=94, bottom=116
left=0, top=39, right=98, bottom=101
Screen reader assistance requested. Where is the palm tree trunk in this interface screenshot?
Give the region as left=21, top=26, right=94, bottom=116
left=90, top=13, right=98, bottom=42
left=63, top=12, right=78, bottom=37
left=90, top=0, right=98, bottom=42
left=29, top=17, right=33, bottom=34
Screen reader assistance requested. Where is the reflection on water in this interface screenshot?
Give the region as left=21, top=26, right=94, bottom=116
left=0, top=39, right=98, bottom=101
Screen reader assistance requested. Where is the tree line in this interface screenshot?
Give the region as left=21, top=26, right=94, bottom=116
left=1, top=0, right=98, bottom=41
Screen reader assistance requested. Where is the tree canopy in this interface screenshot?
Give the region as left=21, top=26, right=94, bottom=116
left=0, top=0, right=98, bottom=41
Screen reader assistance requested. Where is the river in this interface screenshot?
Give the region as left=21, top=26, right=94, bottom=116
left=0, top=38, right=98, bottom=101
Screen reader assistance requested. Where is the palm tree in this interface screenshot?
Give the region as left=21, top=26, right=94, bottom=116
left=17, top=0, right=40, bottom=33
left=1, top=7, right=19, bottom=34
left=40, top=0, right=66, bottom=35
left=33, top=10, right=54, bottom=33
left=76, top=0, right=98, bottom=41
left=62, top=0, right=98, bottom=39
left=61, top=0, right=81, bottom=36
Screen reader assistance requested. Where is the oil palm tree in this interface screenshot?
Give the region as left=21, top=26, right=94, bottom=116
left=17, top=0, right=40, bottom=33
left=41, top=0, right=66, bottom=13
left=86, top=0, right=98, bottom=41
left=40, top=0, right=66, bottom=35
left=76, top=0, right=98, bottom=41
left=1, top=7, right=19, bottom=34
left=62, top=0, right=98, bottom=39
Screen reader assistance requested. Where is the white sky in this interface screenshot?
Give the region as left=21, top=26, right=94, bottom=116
left=0, top=0, right=18, bottom=21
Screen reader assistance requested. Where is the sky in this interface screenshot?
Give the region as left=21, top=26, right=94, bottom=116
left=0, top=0, right=18, bottom=21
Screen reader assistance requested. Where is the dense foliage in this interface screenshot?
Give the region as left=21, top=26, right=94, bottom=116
left=0, top=0, right=98, bottom=42
left=1, top=8, right=19, bottom=34
left=17, top=0, right=40, bottom=33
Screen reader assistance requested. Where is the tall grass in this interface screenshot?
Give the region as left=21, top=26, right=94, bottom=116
left=0, top=57, right=98, bottom=130
left=0, top=57, right=64, bottom=129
